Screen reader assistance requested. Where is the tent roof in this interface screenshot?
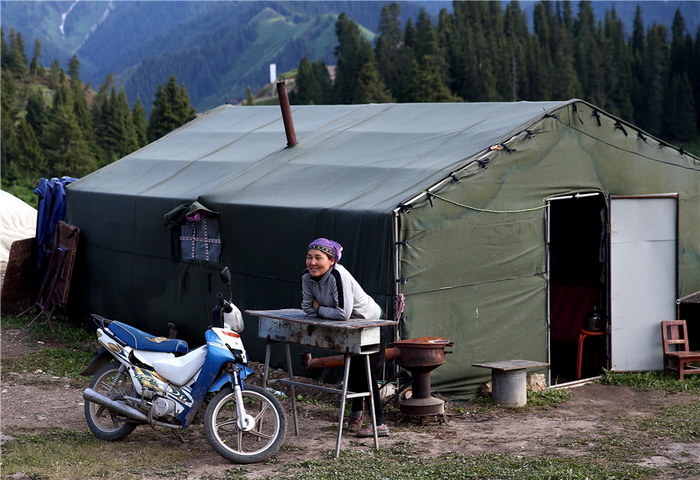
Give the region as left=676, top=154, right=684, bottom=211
left=71, top=101, right=566, bottom=212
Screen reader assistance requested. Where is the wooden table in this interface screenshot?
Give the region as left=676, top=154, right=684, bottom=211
left=472, top=359, right=549, bottom=407
left=247, top=309, right=398, bottom=457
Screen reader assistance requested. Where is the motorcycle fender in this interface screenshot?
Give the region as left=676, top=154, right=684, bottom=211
left=209, top=372, right=233, bottom=393
left=208, top=365, right=254, bottom=393
left=79, top=346, right=112, bottom=377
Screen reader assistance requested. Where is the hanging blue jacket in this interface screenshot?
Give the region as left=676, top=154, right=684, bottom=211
left=34, top=176, right=78, bottom=268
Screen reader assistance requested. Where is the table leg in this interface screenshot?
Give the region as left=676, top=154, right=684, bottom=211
left=335, top=353, right=352, bottom=458
left=365, top=354, right=379, bottom=450
left=285, top=343, right=299, bottom=435
left=262, top=342, right=272, bottom=388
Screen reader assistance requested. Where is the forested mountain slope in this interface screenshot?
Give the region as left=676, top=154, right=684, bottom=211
left=1, top=1, right=697, bottom=112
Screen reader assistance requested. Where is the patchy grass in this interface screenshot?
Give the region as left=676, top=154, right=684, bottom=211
left=4, top=347, right=95, bottom=380
left=1, top=430, right=190, bottom=480
left=638, top=400, right=700, bottom=442
left=599, top=369, right=700, bottom=393
left=1, top=313, right=95, bottom=378
left=257, top=447, right=657, bottom=480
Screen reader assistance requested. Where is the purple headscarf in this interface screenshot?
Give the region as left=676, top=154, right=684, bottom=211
left=307, top=238, right=343, bottom=262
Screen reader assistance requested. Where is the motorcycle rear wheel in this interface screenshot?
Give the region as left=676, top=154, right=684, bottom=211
left=84, top=361, right=138, bottom=441
left=204, top=384, right=286, bottom=464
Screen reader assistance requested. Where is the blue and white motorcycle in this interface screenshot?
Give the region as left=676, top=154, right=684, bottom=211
left=80, top=267, right=286, bottom=464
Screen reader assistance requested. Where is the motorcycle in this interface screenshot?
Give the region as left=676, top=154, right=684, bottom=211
left=80, top=267, right=286, bottom=464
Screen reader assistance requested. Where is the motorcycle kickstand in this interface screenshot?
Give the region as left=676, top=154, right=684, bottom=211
left=171, top=429, right=188, bottom=443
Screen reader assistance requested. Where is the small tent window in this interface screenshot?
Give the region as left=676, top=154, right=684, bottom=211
left=164, top=201, right=221, bottom=263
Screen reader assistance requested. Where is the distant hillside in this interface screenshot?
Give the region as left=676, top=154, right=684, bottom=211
left=2, top=0, right=697, bottom=113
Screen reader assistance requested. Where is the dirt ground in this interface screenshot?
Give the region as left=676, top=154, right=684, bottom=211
left=2, top=325, right=699, bottom=480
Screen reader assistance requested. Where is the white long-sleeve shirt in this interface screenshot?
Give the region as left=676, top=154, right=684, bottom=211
left=301, top=263, right=381, bottom=320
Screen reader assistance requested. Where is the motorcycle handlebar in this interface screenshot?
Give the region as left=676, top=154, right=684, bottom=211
left=217, top=293, right=233, bottom=313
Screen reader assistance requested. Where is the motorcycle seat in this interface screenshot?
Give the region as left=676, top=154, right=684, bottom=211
left=108, top=321, right=189, bottom=355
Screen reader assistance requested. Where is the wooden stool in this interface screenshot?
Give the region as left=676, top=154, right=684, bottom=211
left=576, top=329, right=605, bottom=379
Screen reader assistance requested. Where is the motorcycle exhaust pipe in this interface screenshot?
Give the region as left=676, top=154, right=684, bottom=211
left=83, top=388, right=149, bottom=423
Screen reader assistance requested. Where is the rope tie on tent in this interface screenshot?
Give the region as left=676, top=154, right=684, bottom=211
left=427, top=193, right=548, bottom=214
left=489, top=144, right=516, bottom=153
left=637, top=131, right=648, bottom=144
left=450, top=173, right=460, bottom=184
left=572, top=103, right=584, bottom=124
left=591, top=109, right=602, bottom=126
left=615, top=121, right=628, bottom=137
left=525, top=130, right=536, bottom=139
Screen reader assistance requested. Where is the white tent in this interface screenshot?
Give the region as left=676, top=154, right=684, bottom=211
left=0, top=190, right=37, bottom=266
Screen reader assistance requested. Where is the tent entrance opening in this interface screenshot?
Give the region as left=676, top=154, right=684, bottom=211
left=547, top=193, right=608, bottom=383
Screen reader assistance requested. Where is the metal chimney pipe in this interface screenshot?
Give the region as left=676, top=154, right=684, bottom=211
left=276, top=81, right=297, bottom=148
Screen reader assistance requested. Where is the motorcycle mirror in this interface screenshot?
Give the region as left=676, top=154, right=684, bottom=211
left=220, top=267, right=231, bottom=285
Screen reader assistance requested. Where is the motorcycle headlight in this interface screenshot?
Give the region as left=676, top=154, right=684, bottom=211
left=223, top=304, right=244, bottom=333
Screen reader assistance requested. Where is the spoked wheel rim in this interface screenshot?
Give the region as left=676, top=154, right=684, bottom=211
left=206, top=385, right=285, bottom=461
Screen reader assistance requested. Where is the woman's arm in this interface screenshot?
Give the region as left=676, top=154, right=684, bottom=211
left=316, top=268, right=353, bottom=320
left=301, top=275, right=318, bottom=316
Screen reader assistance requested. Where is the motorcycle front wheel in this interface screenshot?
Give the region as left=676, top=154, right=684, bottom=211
left=204, top=384, right=286, bottom=464
left=84, top=361, right=138, bottom=441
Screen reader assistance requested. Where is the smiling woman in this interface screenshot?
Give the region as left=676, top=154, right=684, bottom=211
left=300, top=237, right=389, bottom=437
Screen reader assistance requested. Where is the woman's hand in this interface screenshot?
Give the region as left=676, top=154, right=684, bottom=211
left=312, top=299, right=320, bottom=310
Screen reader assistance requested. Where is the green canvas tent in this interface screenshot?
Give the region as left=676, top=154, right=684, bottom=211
left=66, top=100, right=700, bottom=398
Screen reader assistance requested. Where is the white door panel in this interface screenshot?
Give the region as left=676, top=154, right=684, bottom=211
left=610, top=196, right=677, bottom=371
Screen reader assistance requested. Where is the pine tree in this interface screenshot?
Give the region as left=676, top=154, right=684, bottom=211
left=662, top=73, right=697, bottom=142
left=376, top=3, right=412, bottom=102
left=147, top=75, right=196, bottom=142
left=601, top=8, right=634, bottom=119
left=411, top=8, right=455, bottom=103
left=451, top=2, right=498, bottom=101
left=409, top=56, right=461, bottom=102
left=311, top=59, right=333, bottom=104
left=67, top=55, right=101, bottom=165
left=29, top=38, right=42, bottom=75
left=692, top=27, right=700, bottom=135
left=1, top=70, right=18, bottom=181
left=43, top=84, right=96, bottom=178
left=414, top=8, right=438, bottom=62
left=531, top=1, right=556, bottom=99
left=0, top=28, right=9, bottom=69
left=629, top=6, right=646, bottom=124
left=356, top=61, right=394, bottom=103
left=48, top=59, right=62, bottom=89
left=552, top=3, right=580, bottom=100
left=132, top=99, right=148, bottom=148
left=639, top=25, right=669, bottom=135
left=292, top=56, right=332, bottom=105
left=503, top=1, right=531, bottom=101
left=574, top=1, right=604, bottom=104
left=25, top=88, right=49, bottom=140
left=333, top=13, right=374, bottom=104
left=7, top=28, right=28, bottom=76
left=10, top=117, right=47, bottom=184
left=97, top=87, right=139, bottom=163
